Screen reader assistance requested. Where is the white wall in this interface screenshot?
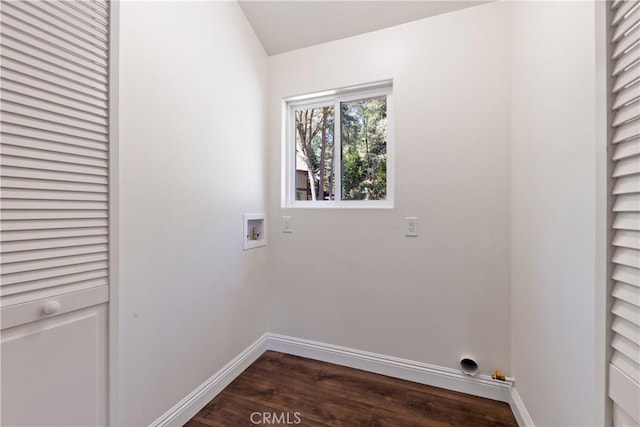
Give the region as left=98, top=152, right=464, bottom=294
left=113, top=2, right=604, bottom=425
left=117, top=2, right=268, bottom=425
left=510, top=2, right=599, bottom=426
left=267, top=2, right=512, bottom=376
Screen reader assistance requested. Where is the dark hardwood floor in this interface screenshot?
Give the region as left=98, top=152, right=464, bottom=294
left=185, top=351, right=518, bottom=427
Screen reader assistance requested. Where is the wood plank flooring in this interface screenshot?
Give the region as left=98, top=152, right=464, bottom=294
left=185, top=351, right=518, bottom=427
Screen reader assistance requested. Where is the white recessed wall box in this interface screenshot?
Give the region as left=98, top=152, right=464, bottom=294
left=243, top=213, right=267, bottom=250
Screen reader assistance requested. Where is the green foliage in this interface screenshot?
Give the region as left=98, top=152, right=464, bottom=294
left=342, top=146, right=365, bottom=200
left=341, top=96, right=387, bottom=200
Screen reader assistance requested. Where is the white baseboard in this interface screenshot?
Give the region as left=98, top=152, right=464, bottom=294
left=266, top=333, right=513, bottom=404
left=151, top=333, right=526, bottom=427
left=509, top=387, right=535, bottom=427
left=149, top=334, right=268, bottom=427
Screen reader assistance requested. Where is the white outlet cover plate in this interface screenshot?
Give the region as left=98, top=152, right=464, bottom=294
left=405, top=217, right=418, bottom=237
left=282, top=216, right=292, bottom=233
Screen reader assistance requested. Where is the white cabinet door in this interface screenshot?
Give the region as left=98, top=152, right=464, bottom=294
left=1, top=303, right=108, bottom=427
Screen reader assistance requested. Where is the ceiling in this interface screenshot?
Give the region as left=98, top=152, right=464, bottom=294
left=238, top=1, right=491, bottom=56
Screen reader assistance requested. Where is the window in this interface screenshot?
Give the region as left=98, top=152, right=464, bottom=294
left=283, top=81, right=393, bottom=207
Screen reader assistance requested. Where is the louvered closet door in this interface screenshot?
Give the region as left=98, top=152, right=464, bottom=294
left=609, top=1, right=640, bottom=426
left=0, top=2, right=111, bottom=424
left=0, top=0, right=109, bottom=317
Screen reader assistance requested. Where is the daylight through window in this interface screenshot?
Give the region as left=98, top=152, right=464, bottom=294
left=285, top=82, right=393, bottom=207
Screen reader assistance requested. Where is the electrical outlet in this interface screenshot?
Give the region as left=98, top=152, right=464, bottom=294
left=405, top=217, right=418, bottom=237
left=282, top=216, right=293, bottom=233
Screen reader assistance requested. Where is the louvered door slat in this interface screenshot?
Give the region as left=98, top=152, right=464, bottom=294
left=0, top=210, right=107, bottom=221
left=613, top=300, right=640, bottom=327
left=1, top=218, right=108, bottom=231
left=1, top=155, right=107, bottom=176
left=1, top=227, right=108, bottom=242
left=613, top=247, right=640, bottom=269
left=612, top=174, right=640, bottom=194
left=0, top=199, right=108, bottom=211
left=0, top=243, right=108, bottom=264
left=614, top=281, right=640, bottom=305
left=1, top=134, right=107, bottom=159
left=1, top=252, right=108, bottom=275
left=612, top=118, right=640, bottom=142
left=1, top=167, right=107, bottom=186
left=0, top=262, right=106, bottom=290
left=611, top=351, right=640, bottom=392
left=612, top=138, right=640, bottom=160
left=613, top=230, right=640, bottom=249
left=613, top=211, right=640, bottom=230
left=1, top=177, right=107, bottom=193
left=1, top=145, right=108, bottom=168
left=612, top=65, right=639, bottom=93
left=613, top=101, right=640, bottom=125
left=614, top=264, right=640, bottom=286
left=612, top=193, right=640, bottom=211
left=0, top=0, right=110, bottom=308
left=1, top=188, right=108, bottom=202
left=612, top=335, right=640, bottom=369
left=0, top=261, right=108, bottom=286
left=0, top=273, right=107, bottom=298
left=1, top=235, right=108, bottom=254
left=613, top=154, right=640, bottom=176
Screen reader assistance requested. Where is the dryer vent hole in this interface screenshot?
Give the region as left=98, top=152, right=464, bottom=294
left=460, top=358, right=478, bottom=376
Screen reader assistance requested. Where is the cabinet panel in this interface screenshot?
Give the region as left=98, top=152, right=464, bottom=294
left=1, top=303, right=107, bottom=426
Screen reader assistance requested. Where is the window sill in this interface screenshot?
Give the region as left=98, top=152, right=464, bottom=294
left=282, top=200, right=394, bottom=209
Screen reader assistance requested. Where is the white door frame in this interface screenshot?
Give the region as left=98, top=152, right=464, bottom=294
left=108, top=1, right=121, bottom=425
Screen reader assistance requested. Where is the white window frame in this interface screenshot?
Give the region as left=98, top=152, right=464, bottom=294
left=282, top=80, right=394, bottom=208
